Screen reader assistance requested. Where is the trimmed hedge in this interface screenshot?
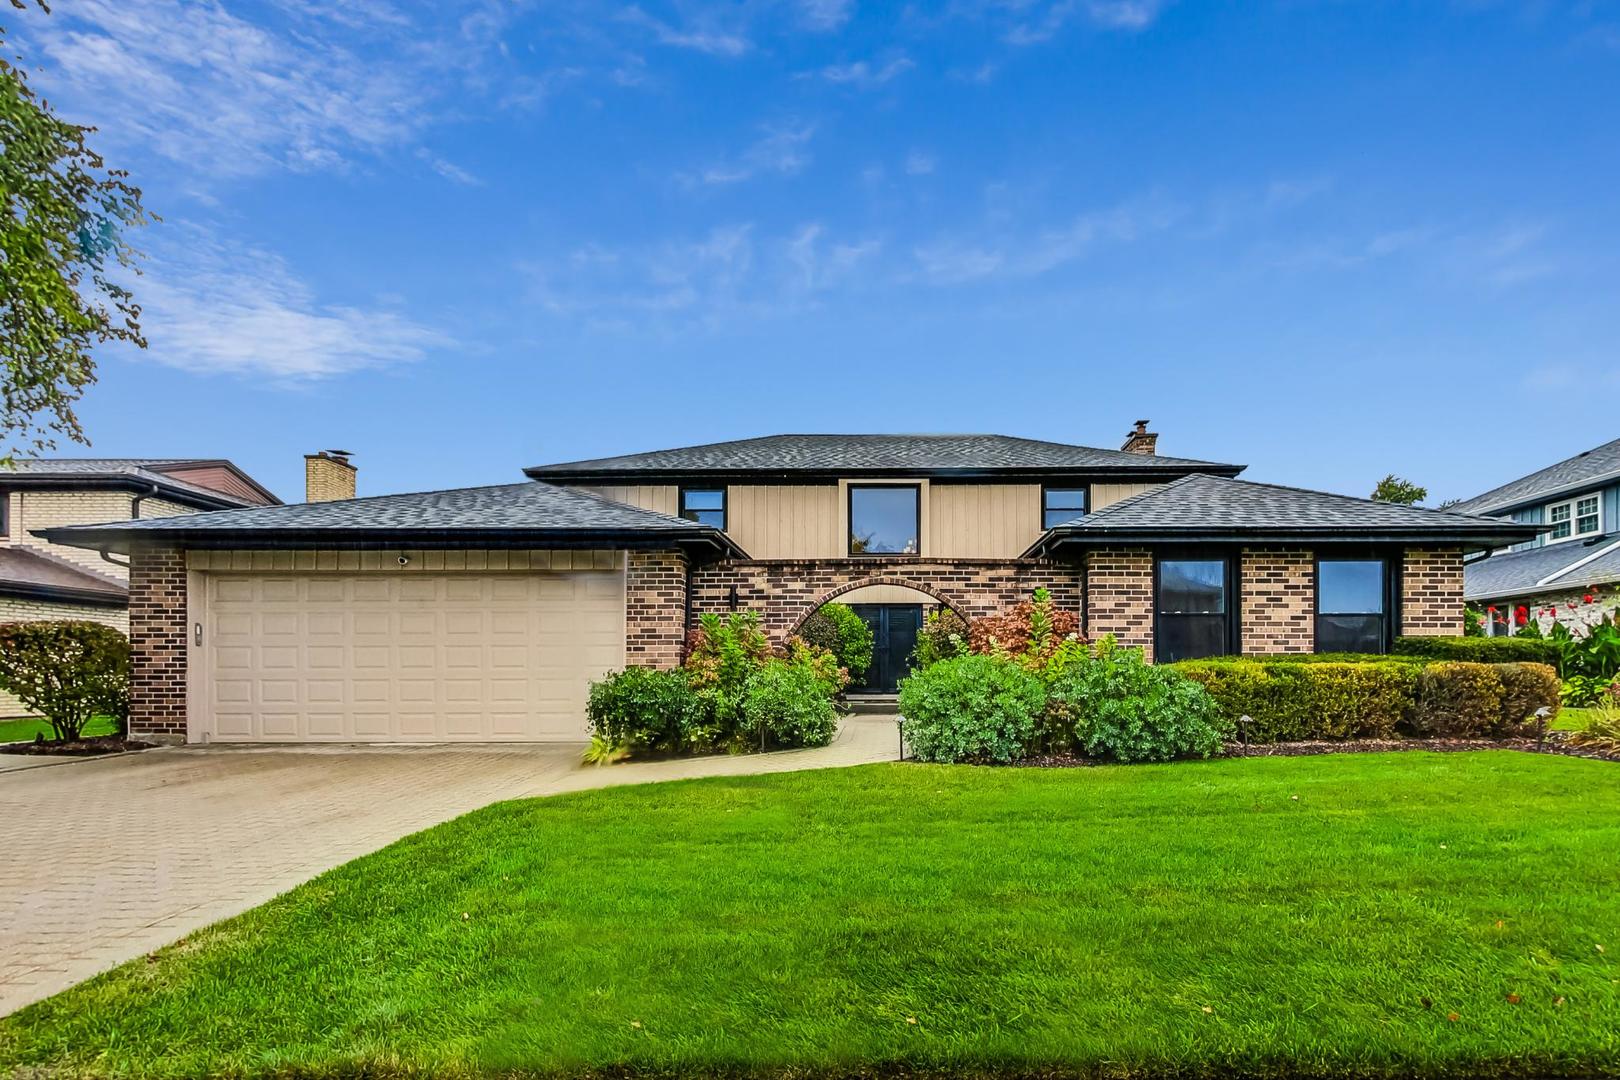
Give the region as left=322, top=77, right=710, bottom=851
left=1175, top=661, right=1416, bottom=742
left=1196, top=653, right=1426, bottom=666
left=1393, top=635, right=1561, bottom=668
left=1173, top=658, right=1560, bottom=742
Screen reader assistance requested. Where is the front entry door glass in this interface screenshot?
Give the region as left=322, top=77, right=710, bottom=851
left=849, top=604, right=924, bottom=693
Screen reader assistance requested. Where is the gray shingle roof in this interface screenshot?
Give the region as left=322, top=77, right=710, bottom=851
left=37, top=481, right=744, bottom=557
left=0, top=546, right=127, bottom=605
left=526, top=434, right=1243, bottom=478
left=1450, top=437, right=1620, bottom=515
left=1026, top=474, right=1542, bottom=555
left=0, top=458, right=267, bottom=508
left=1464, top=535, right=1620, bottom=601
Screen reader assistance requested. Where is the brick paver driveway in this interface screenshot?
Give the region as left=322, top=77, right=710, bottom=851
left=0, top=715, right=895, bottom=1016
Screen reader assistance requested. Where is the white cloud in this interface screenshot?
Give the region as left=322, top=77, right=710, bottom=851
left=621, top=6, right=752, bottom=56
left=134, top=226, right=449, bottom=380
left=797, top=0, right=856, bottom=31
left=685, top=124, right=817, bottom=185
left=820, top=56, right=915, bottom=88
left=1000, top=0, right=1169, bottom=44
left=911, top=197, right=1181, bottom=284
left=905, top=151, right=937, bottom=175
left=416, top=149, right=482, bottom=187
left=18, top=0, right=462, bottom=179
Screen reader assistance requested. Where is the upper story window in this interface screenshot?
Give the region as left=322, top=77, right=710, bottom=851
left=679, top=488, right=726, bottom=530
left=849, top=485, right=919, bottom=555
left=0, top=492, right=8, bottom=538
left=1547, top=494, right=1601, bottom=543
left=1317, top=558, right=1389, bottom=653
left=1042, top=487, right=1088, bottom=529
left=1155, top=555, right=1231, bottom=662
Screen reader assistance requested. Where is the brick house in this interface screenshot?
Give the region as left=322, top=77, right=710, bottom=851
left=0, top=457, right=278, bottom=717
left=42, top=428, right=1537, bottom=744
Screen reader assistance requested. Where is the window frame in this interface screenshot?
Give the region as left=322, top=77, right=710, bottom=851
left=1545, top=494, right=1602, bottom=545
left=0, top=490, right=8, bottom=538
left=677, top=486, right=727, bottom=531
left=1041, top=484, right=1090, bottom=531
left=1313, top=553, right=1398, bottom=654
left=847, top=483, right=922, bottom=557
left=1152, top=550, right=1239, bottom=663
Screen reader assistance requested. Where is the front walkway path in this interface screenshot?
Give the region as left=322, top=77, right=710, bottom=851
left=0, top=714, right=897, bottom=1017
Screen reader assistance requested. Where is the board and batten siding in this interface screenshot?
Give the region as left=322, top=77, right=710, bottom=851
left=569, top=479, right=1164, bottom=560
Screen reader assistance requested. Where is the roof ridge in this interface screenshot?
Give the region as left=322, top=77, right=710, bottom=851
left=1203, top=473, right=1508, bottom=523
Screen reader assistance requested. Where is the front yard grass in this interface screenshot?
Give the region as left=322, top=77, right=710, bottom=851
left=0, top=715, right=117, bottom=743
left=3, top=752, right=1618, bottom=1078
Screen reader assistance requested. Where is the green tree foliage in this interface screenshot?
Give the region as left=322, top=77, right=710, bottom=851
left=1, top=1, right=149, bottom=461
left=0, top=620, right=130, bottom=741
left=1369, top=474, right=1427, bottom=505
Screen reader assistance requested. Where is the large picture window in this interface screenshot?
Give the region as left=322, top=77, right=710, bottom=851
left=849, top=485, right=920, bottom=555
left=1155, top=556, right=1231, bottom=662
left=678, top=488, right=726, bottom=529
left=1316, top=558, right=1389, bottom=653
left=1042, top=487, right=1088, bottom=529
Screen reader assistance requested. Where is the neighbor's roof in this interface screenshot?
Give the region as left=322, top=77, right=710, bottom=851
left=526, top=434, right=1245, bottom=480
left=1464, top=536, right=1620, bottom=601
left=0, top=458, right=275, bottom=509
left=1025, top=474, right=1543, bottom=556
left=0, top=546, right=128, bottom=607
left=1450, top=437, right=1620, bottom=516
left=37, top=481, right=745, bottom=558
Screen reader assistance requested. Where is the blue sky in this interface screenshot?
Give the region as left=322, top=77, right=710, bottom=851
left=13, top=0, right=1619, bottom=504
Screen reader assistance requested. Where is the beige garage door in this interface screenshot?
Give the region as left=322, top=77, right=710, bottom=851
left=203, top=572, right=624, bottom=742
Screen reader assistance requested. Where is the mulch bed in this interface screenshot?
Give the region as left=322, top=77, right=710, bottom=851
left=1017, top=731, right=1619, bottom=768
left=0, top=735, right=157, bottom=757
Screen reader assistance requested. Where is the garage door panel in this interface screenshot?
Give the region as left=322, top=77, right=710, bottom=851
left=204, top=571, right=623, bottom=743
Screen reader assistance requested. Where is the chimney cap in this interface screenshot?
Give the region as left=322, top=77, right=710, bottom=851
left=1132, top=419, right=1151, bottom=434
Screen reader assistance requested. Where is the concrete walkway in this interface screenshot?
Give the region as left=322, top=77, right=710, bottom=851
left=0, top=714, right=897, bottom=1017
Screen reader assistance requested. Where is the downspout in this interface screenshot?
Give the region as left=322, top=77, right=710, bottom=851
left=100, top=481, right=160, bottom=572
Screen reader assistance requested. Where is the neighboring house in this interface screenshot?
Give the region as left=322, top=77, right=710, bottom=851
left=41, top=426, right=1535, bottom=746
left=1450, top=436, right=1620, bottom=635
left=0, top=457, right=280, bottom=717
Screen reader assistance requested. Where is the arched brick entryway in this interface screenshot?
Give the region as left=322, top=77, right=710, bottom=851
left=688, top=557, right=1083, bottom=643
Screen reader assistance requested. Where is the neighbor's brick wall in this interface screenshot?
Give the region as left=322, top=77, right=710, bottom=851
left=626, top=550, right=689, bottom=668
left=0, top=597, right=129, bottom=717
left=127, top=544, right=189, bottom=742
left=1402, top=547, right=1464, bottom=636
left=1240, top=548, right=1315, bottom=654
left=689, top=557, right=1082, bottom=643
left=1083, top=548, right=1154, bottom=660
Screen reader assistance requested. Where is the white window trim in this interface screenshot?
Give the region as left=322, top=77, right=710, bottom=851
left=1545, top=494, right=1603, bottom=545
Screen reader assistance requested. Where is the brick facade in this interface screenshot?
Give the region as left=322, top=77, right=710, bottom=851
left=1401, top=547, right=1464, bottom=636
left=689, top=557, right=1082, bottom=643
left=1082, top=548, right=1154, bottom=660
left=127, top=544, right=189, bottom=742
left=1240, top=547, right=1314, bottom=653
left=625, top=550, right=690, bottom=668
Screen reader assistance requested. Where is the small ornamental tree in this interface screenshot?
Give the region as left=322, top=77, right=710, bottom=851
left=0, top=621, right=130, bottom=741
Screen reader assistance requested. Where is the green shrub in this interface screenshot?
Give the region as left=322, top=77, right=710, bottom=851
left=741, top=661, right=839, bottom=749
left=1495, top=662, right=1561, bottom=735
left=1561, top=674, right=1611, bottom=707
left=1049, top=641, right=1230, bottom=763
left=781, top=637, right=849, bottom=700
left=1411, top=662, right=1504, bottom=737
left=684, top=611, right=773, bottom=730
left=795, top=610, right=843, bottom=660
left=1198, top=652, right=1427, bottom=666
left=0, top=621, right=129, bottom=741
left=586, top=667, right=710, bottom=755
left=816, top=603, right=875, bottom=680
left=911, top=608, right=969, bottom=669
left=1174, top=659, right=1416, bottom=742
left=1393, top=635, right=1561, bottom=668
left=1568, top=699, right=1620, bottom=753
left=897, top=654, right=1047, bottom=764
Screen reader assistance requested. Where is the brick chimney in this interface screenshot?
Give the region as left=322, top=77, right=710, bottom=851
left=1121, top=420, right=1158, bottom=456
left=304, top=450, right=356, bottom=502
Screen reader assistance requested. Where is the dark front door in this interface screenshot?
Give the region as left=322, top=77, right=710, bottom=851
left=849, top=605, right=923, bottom=693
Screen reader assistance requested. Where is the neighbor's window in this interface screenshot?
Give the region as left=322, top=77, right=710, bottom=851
left=1546, top=495, right=1601, bottom=543
left=1042, top=487, right=1088, bottom=529
left=679, top=488, right=726, bottom=529
left=1317, top=558, right=1388, bottom=653
left=0, top=492, right=7, bottom=538
left=849, top=485, right=920, bottom=555
left=1156, top=557, right=1230, bottom=662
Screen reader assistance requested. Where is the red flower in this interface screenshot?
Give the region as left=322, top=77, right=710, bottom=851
left=1585, top=594, right=1596, bottom=604
left=1515, top=606, right=1529, bottom=626
left=1549, top=606, right=1558, bottom=616
left=1487, top=606, right=1498, bottom=613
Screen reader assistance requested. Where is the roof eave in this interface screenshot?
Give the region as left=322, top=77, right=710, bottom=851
left=0, top=579, right=128, bottom=608
left=1025, top=526, right=1544, bottom=558
left=527, top=463, right=1248, bottom=484
left=37, top=526, right=748, bottom=562
left=0, top=474, right=256, bottom=511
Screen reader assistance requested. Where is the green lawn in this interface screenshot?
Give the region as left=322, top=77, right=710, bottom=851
left=3, top=754, right=1618, bottom=1079
left=0, top=714, right=117, bottom=743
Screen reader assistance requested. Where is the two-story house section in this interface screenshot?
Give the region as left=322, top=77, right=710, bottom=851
left=1451, top=437, right=1620, bottom=635
left=0, top=457, right=281, bottom=716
